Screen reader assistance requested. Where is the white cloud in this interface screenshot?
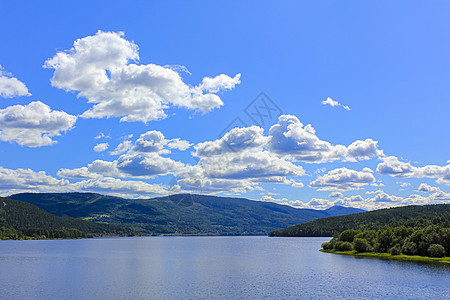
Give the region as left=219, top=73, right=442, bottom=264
left=347, top=140, right=384, bottom=161
left=0, top=165, right=169, bottom=198
left=291, top=180, right=304, bottom=188
left=418, top=183, right=441, bottom=193
left=260, top=195, right=288, bottom=203
left=93, top=142, right=109, bottom=152
left=289, top=198, right=333, bottom=210
left=377, top=156, right=450, bottom=185
left=321, top=97, right=350, bottom=111
left=167, top=138, right=192, bottom=151
left=132, top=130, right=191, bottom=154
left=73, top=176, right=167, bottom=196
left=44, top=30, right=240, bottom=122
left=116, top=152, right=187, bottom=177
left=194, top=150, right=304, bottom=180
left=94, top=132, right=110, bottom=139
left=0, top=65, right=30, bottom=98
left=194, top=126, right=267, bottom=157
left=110, top=140, right=132, bottom=155
left=268, top=115, right=382, bottom=163
left=329, top=191, right=343, bottom=198
left=0, top=101, right=77, bottom=147
left=0, top=166, right=69, bottom=196
left=310, top=167, right=376, bottom=191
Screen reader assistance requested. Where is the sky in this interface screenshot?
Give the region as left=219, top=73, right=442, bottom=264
left=1, top=0, right=449, bottom=210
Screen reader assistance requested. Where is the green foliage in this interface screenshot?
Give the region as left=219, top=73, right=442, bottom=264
left=428, top=244, right=445, bottom=258
left=9, top=193, right=361, bottom=236
left=334, top=241, right=353, bottom=251
left=339, top=229, right=359, bottom=242
left=321, top=241, right=334, bottom=250
left=401, top=240, right=418, bottom=255
left=354, top=238, right=371, bottom=253
left=270, top=204, right=450, bottom=237
left=0, top=197, right=135, bottom=240
left=321, top=223, right=449, bottom=258
left=389, top=244, right=401, bottom=255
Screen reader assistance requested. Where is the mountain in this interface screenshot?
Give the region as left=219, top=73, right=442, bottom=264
left=0, top=197, right=135, bottom=239
left=9, top=193, right=364, bottom=236
left=269, top=204, right=450, bottom=237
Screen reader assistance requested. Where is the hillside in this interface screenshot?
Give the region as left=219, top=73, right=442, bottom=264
left=0, top=197, right=135, bottom=239
left=9, top=193, right=364, bottom=236
left=269, top=204, right=450, bottom=237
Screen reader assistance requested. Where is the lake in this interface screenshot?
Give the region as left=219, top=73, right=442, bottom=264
left=0, top=236, right=449, bottom=299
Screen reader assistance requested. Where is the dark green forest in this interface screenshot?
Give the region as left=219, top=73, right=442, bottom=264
left=269, top=204, right=450, bottom=237
left=0, top=197, right=135, bottom=240
left=321, top=214, right=450, bottom=258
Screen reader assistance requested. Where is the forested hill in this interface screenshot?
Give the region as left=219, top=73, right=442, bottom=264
left=269, top=204, right=450, bottom=237
left=0, top=197, right=135, bottom=239
left=9, top=193, right=364, bottom=236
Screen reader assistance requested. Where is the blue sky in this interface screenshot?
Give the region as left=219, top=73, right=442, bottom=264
left=1, top=0, right=449, bottom=210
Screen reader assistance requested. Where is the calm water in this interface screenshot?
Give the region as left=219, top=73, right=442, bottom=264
left=0, top=237, right=449, bottom=299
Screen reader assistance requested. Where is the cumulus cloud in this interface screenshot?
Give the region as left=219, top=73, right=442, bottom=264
left=0, top=165, right=169, bottom=198
left=377, top=156, right=450, bottom=185
left=268, top=115, right=382, bottom=163
left=0, top=166, right=69, bottom=196
left=131, top=130, right=191, bottom=154
left=59, top=130, right=190, bottom=179
left=73, top=176, right=167, bottom=196
left=310, top=167, right=376, bottom=191
left=321, top=97, right=350, bottom=111
left=0, top=65, right=30, bottom=98
left=289, top=198, right=333, bottom=210
left=44, top=30, right=240, bottom=122
left=300, top=187, right=450, bottom=211
left=110, top=140, right=132, bottom=155
left=0, top=101, right=77, bottom=147
left=194, top=126, right=267, bottom=157
left=93, top=142, right=109, bottom=152
left=329, top=192, right=343, bottom=198
left=418, top=183, right=441, bottom=193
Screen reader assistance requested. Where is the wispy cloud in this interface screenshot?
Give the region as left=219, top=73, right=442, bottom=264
left=322, top=97, right=351, bottom=111
left=0, top=65, right=30, bottom=98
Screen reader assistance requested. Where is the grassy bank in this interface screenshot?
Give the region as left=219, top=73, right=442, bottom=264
left=320, top=249, right=450, bottom=264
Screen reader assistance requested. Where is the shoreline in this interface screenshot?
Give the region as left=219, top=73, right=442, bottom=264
left=320, top=249, right=450, bottom=264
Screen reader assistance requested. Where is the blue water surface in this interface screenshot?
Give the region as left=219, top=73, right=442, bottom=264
left=0, top=236, right=449, bottom=299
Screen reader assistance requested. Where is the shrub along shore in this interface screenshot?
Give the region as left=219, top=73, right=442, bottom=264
left=321, top=224, right=449, bottom=263
left=320, top=249, right=450, bottom=264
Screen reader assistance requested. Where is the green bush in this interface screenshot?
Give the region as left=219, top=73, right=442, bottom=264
left=428, top=244, right=445, bottom=258
left=334, top=241, right=353, bottom=251
left=321, top=241, right=334, bottom=250
left=339, top=230, right=359, bottom=243
left=389, top=244, right=401, bottom=255
left=401, top=241, right=418, bottom=255
left=353, top=238, right=371, bottom=253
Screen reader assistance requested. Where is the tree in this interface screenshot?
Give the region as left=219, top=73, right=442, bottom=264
left=339, top=230, right=359, bottom=242
left=428, top=244, right=445, bottom=258
left=334, top=241, right=353, bottom=251
left=353, top=238, right=371, bottom=253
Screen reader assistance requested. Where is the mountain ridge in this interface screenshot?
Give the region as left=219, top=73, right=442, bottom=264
left=9, top=192, right=364, bottom=236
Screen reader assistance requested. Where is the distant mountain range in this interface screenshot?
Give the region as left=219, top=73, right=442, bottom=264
left=269, top=204, right=450, bottom=237
left=9, top=193, right=364, bottom=236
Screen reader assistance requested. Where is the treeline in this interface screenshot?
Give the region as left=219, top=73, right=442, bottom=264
left=322, top=223, right=450, bottom=258
left=0, top=226, right=91, bottom=240
left=269, top=204, right=450, bottom=237
left=0, top=197, right=135, bottom=240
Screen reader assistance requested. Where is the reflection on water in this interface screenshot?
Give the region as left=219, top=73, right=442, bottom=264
left=0, top=237, right=449, bottom=299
